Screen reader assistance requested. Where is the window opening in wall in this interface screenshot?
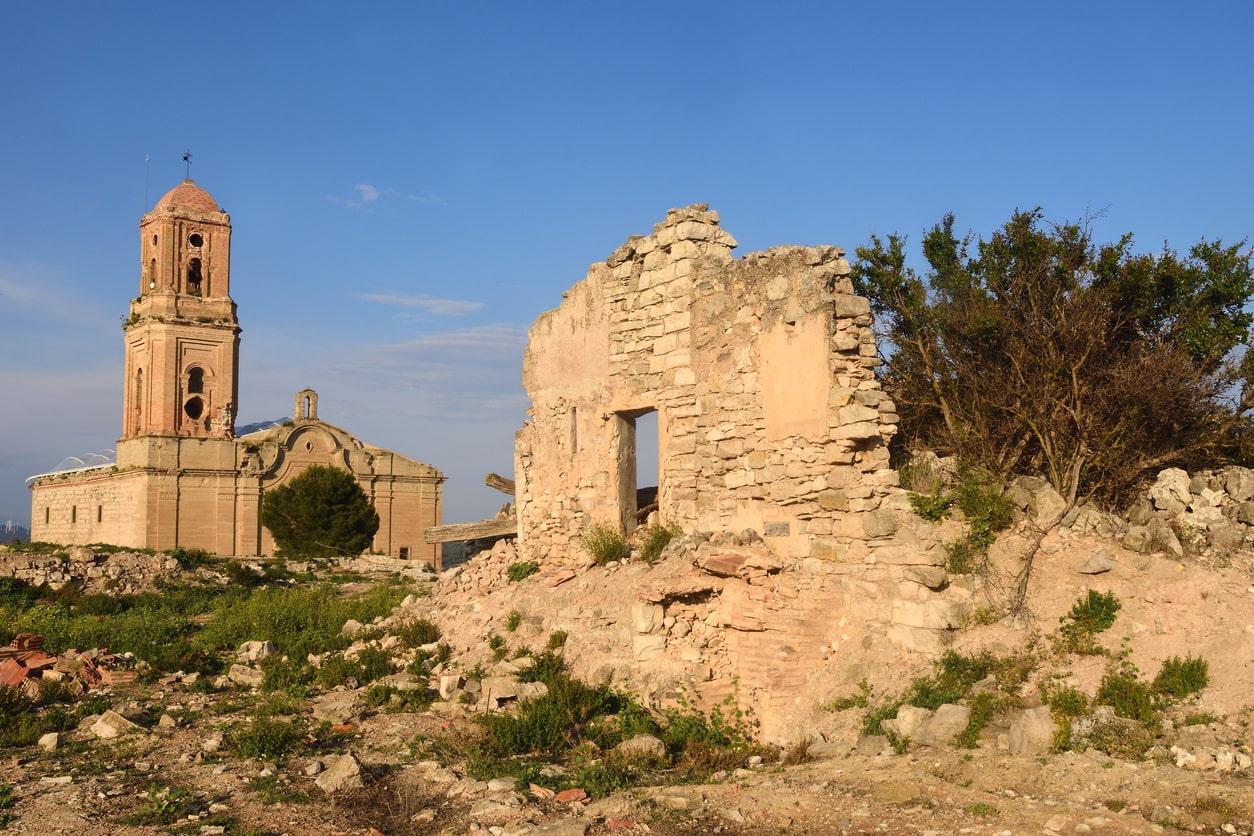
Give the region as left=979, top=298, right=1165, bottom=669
left=569, top=407, right=578, bottom=455
left=185, top=397, right=204, bottom=421
left=44, top=508, right=49, bottom=524
left=188, top=367, right=204, bottom=394
left=71, top=506, right=77, bottom=524
left=134, top=369, right=143, bottom=432
left=187, top=257, right=203, bottom=296
left=303, top=397, right=311, bottom=418
left=188, top=233, right=203, bottom=247
left=614, top=408, right=659, bottom=534
left=399, top=547, right=410, bottom=560
left=97, top=506, right=102, bottom=523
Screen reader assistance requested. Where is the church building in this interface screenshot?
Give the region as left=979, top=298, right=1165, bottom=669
left=29, top=180, right=444, bottom=562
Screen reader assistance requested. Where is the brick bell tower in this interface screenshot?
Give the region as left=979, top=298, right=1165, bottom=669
left=121, top=179, right=240, bottom=439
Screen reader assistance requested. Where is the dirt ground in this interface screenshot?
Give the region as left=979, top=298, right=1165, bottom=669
left=0, top=529, right=1252, bottom=836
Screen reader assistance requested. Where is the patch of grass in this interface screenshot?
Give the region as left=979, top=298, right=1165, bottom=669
left=577, top=522, right=630, bottom=564
left=260, top=655, right=315, bottom=695
left=249, top=774, right=311, bottom=806
left=966, top=802, right=998, bottom=816
left=196, top=582, right=408, bottom=661
left=504, top=610, right=522, bottom=632
left=637, top=523, right=682, bottom=564
left=225, top=716, right=305, bottom=762
left=0, top=781, right=15, bottom=827
left=364, top=683, right=436, bottom=713
left=1095, top=669, right=1157, bottom=726
left=1058, top=590, right=1121, bottom=654
left=407, top=642, right=450, bottom=678
left=1183, top=711, right=1219, bottom=726
left=1152, top=655, right=1208, bottom=700
left=396, top=618, right=441, bottom=649
left=315, top=646, right=396, bottom=689
left=507, top=560, right=540, bottom=583
left=120, top=784, right=203, bottom=826
left=487, top=633, right=508, bottom=662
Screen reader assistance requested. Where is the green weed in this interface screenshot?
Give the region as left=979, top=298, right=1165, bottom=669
left=577, top=522, right=630, bottom=564
left=507, top=560, right=540, bottom=582
left=637, top=522, right=682, bottom=564
left=226, top=716, right=305, bottom=762
left=1059, top=590, right=1121, bottom=653
left=1152, top=655, right=1209, bottom=700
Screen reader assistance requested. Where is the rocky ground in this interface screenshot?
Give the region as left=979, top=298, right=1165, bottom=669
left=1, top=484, right=1253, bottom=834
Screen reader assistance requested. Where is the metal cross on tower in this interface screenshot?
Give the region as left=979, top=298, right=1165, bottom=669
left=183, top=150, right=193, bottom=178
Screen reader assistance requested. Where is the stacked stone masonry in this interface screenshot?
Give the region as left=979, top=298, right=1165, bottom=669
left=514, top=206, right=971, bottom=696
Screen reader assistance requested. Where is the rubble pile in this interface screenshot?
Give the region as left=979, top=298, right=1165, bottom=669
left=0, top=632, right=138, bottom=696
left=0, top=545, right=182, bottom=594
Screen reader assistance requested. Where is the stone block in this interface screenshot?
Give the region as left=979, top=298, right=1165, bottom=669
left=915, top=704, right=971, bottom=747
left=891, top=598, right=971, bottom=630
left=1008, top=706, right=1056, bottom=754
left=632, top=635, right=666, bottom=661
left=862, top=509, right=899, bottom=539
left=632, top=602, right=663, bottom=633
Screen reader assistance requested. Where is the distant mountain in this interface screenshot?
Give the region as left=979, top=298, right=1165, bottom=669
left=0, top=521, right=30, bottom=544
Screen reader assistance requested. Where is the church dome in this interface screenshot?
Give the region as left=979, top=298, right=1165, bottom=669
left=155, top=179, right=220, bottom=213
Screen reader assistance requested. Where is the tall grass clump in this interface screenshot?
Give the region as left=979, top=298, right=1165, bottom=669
left=577, top=523, right=630, bottom=565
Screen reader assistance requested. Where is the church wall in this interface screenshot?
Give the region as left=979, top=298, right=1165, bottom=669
left=30, top=469, right=150, bottom=549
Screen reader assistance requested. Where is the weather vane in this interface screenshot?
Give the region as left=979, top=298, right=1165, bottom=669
left=183, top=150, right=193, bottom=179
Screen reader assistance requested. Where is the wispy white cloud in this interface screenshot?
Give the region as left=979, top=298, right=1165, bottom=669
left=358, top=293, right=484, bottom=317
left=327, top=183, right=445, bottom=209
left=323, top=324, right=530, bottom=419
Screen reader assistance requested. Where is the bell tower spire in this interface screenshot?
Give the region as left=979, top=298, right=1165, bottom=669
left=122, top=178, right=240, bottom=439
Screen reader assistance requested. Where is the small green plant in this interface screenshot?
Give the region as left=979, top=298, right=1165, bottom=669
left=396, top=618, right=442, bottom=648
left=364, top=683, right=436, bottom=713
left=226, top=716, right=305, bottom=762
left=487, top=633, right=509, bottom=662
left=1095, top=669, right=1157, bottom=726
left=1152, top=655, right=1209, bottom=700
left=121, top=784, right=202, bottom=826
left=0, top=781, right=14, bottom=827
left=1058, top=590, right=1121, bottom=653
left=637, top=522, right=682, bottom=564
left=546, top=630, right=568, bottom=651
left=504, top=610, right=522, bottom=632
left=1183, top=711, right=1219, bottom=726
left=577, top=522, right=630, bottom=564
left=825, top=679, right=871, bottom=712
left=507, top=560, right=540, bottom=583
left=909, top=487, right=954, bottom=522
left=966, top=802, right=998, bottom=817
left=408, top=642, right=451, bottom=678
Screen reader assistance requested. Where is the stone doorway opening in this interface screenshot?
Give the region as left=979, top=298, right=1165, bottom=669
left=615, top=408, right=658, bottom=534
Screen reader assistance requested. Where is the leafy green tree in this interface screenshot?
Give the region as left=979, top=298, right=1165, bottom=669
left=260, top=465, right=380, bottom=558
left=853, top=209, right=1254, bottom=509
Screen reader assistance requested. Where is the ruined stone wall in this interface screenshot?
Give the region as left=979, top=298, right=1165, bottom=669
left=514, top=206, right=973, bottom=681
left=520, top=205, right=908, bottom=559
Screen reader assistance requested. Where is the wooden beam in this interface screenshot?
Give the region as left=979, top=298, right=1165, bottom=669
left=424, top=517, right=517, bottom=544
left=485, top=472, right=516, bottom=495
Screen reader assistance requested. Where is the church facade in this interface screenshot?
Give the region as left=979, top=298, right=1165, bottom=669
left=29, top=180, right=444, bottom=562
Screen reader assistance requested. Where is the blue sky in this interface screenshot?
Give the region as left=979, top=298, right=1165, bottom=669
left=1, top=2, right=1251, bottom=528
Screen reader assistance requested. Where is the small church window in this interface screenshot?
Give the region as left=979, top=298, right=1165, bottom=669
left=188, top=233, right=203, bottom=247
left=188, top=367, right=204, bottom=394
left=185, top=397, right=204, bottom=421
